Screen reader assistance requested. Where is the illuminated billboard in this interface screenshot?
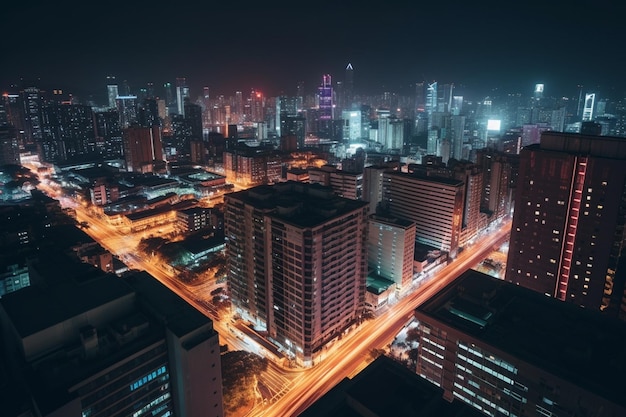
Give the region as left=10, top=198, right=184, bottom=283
left=487, top=119, right=501, bottom=131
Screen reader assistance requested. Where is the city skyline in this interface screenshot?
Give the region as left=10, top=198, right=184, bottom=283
left=3, top=1, right=625, bottom=100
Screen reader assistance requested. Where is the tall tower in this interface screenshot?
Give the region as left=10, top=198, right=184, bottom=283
left=176, top=77, right=190, bottom=116
left=106, top=75, right=118, bottom=109
left=582, top=93, right=595, bottom=121
left=224, top=182, right=368, bottom=366
left=20, top=85, right=45, bottom=151
left=122, top=125, right=164, bottom=173
left=505, top=131, right=626, bottom=320
left=0, top=125, right=20, bottom=165
left=318, top=74, right=333, bottom=120
left=382, top=170, right=465, bottom=257
left=345, top=63, right=354, bottom=107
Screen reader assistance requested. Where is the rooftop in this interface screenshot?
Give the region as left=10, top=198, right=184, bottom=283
left=227, top=181, right=368, bottom=228
left=416, top=269, right=626, bottom=407
left=299, top=355, right=483, bottom=417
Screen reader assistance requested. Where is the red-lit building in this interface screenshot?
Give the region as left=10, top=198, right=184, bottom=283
left=506, top=131, right=626, bottom=320
left=122, top=125, right=165, bottom=173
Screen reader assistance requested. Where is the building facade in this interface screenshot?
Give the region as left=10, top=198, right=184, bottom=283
left=0, top=268, right=223, bottom=417
left=505, top=131, right=626, bottom=320
left=367, top=215, right=416, bottom=292
left=224, top=182, right=369, bottom=366
left=414, top=269, right=626, bottom=417
left=382, top=171, right=465, bottom=257
left=122, top=125, right=164, bottom=173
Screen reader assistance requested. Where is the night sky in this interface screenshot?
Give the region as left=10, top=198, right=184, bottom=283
left=3, top=0, right=625, bottom=101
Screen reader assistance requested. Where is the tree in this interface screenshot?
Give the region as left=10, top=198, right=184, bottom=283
left=221, top=351, right=268, bottom=412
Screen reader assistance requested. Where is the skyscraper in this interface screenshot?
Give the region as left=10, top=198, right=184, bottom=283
left=368, top=214, right=416, bottom=292
left=176, top=77, right=190, bottom=116
left=122, top=125, right=164, bottom=173
left=224, top=182, right=369, bottom=366
left=318, top=74, right=333, bottom=121
left=0, top=124, right=20, bottom=165
left=505, top=131, right=626, bottom=320
left=582, top=93, right=595, bottom=121
left=115, top=95, right=138, bottom=128
left=0, top=265, right=224, bottom=417
left=382, top=171, right=465, bottom=257
left=345, top=63, right=354, bottom=107
left=414, top=268, right=626, bottom=416
left=41, top=104, right=96, bottom=162
left=106, top=75, right=118, bottom=109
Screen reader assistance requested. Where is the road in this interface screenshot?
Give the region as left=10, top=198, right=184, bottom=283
left=250, top=220, right=512, bottom=417
left=33, top=175, right=510, bottom=417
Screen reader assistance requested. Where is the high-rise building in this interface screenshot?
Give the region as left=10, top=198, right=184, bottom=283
left=94, top=110, right=123, bottom=158
left=521, top=122, right=551, bottom=147
left=382, top=171, right=465, bottom=257
left=475, top=148, right=518, bottom=222
left=316, top=74, right=334, bottom=138
left=249, top=89, right=265, bottom=123
left=115, top=95, right=138, bottom=128
left=106, top=75, right=118, bottom=109
left=414, top=268, right=626, bottom=417
left=368, top=214, right=416, bottom=292
left=41, top=104, right=96, bottom=162
left=330, top=169, right=363, bottom=200
left=21, top=85, right=45, bottom=150
left=363, top=165, right=394, bottom=215
left=176, top=77, right=190, bottom=116
left=224, top=182, right=369, bottom=366
left=223, top=145, right=282, bottom=186
left=345, top=63, right=354, bottom=108
left=449, top=115, right=465, bottom=161
left=0, top=265, right=224, bottom=417
left=505, top=131, right=626, bottom=320
left=122, top=125, right=164, bottom=173
left=582, top=93, right=595, bottom=121
left=280, top=113, right=306, bottom=149
left=0, top=124, right=20, bottom=165
left=342, top=109, right=362, bottom=141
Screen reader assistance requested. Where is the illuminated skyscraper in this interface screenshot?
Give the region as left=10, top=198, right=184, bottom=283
left=224, top=182, right=368, bottom=366
left=534, top=83, right=544, bottom=101
left=505, top=131, right=626, bottom=320
left=41, top=104, right=96, bottom=162
left=106, top=75, right=118, bottom=109
left=176, top=77, right=190, bottom=116
left=115, top=95, right=138, bottom=128
left=368, top=214, right=416, bottom=292
left=0, top=124, right=20, bottom=165
left=318, top=74, right=333, bottom=120
left=21, top=85, right=45, bottom=150
left=345, top=63, right=354, bottom=107
left=382, top=171, right=465, bottom=257
left=426, top=82, right=438, bottom=154
left=249, top=89, right=264, bottom=123
left=582, top=93, right=595, bottom=121
left=122, top=125, right=164, bottom=173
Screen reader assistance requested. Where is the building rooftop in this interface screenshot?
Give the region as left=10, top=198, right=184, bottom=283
left=124, top=271, right=215, bottom=338
left=2, top=256, right=133, bottom=338
left=416, top=269, right=626, bottom=407
left=227, top=181, right=368, bottom=228
left=369, top=214, right=415, bottom=228
left=385, top=170, right=464, bottom=187
left=299, top=355, right=483, bottom=417
left=366, top=274, right=395, bottom=295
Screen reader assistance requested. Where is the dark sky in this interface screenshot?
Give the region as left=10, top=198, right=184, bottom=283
left=3, top=1, right=625, bottom=101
